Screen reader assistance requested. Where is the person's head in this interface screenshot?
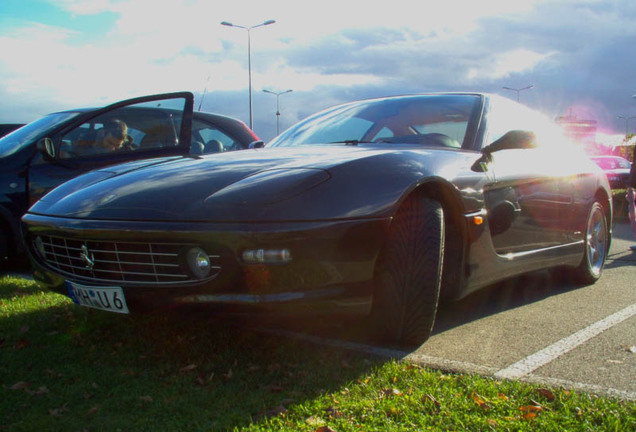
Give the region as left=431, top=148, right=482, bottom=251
left=100, top=120, right=128, bottom=151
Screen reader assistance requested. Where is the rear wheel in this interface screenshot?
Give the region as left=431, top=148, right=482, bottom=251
left=371, top=197, right=444, bottom=347
left=569, top=201, right=608, bottom=285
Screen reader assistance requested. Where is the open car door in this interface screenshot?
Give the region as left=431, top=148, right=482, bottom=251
left=28, top=92, right=194, bottom=205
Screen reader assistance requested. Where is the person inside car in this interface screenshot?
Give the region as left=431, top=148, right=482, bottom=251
left=94, top=119, right=133, bottom=152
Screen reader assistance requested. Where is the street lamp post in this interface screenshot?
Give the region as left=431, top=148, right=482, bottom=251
left=262, top=89, right=293, bottom=135
left=617, top=115, right=636, bottom=136
left=502, top=85, right=534, bottom=102
left=221, top=19, right=276, bottom=130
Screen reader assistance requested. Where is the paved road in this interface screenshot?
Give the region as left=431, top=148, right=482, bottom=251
left=408, top=221, right=636, bottom=399
left=269, top=221, right=636, bottom=400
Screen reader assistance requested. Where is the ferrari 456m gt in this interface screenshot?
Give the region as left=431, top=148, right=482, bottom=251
left=22, top=92, right=612, bottom=347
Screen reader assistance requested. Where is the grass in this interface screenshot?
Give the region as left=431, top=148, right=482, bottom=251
left=1, top=275, right=635, bottom=431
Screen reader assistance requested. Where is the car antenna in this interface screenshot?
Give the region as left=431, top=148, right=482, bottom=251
left=198, top=75, right=211, bottom=111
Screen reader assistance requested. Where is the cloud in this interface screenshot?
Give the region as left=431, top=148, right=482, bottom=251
left=3, top=0, right=636, bottom=142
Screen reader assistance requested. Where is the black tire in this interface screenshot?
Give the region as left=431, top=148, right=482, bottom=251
left=569, top=201, right=608, bottom=285
left=371, top=197, right=444, bottom=347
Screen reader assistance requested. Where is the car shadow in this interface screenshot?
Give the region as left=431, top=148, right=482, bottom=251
left=432, top=270, right=566, bottom=335
left=252, top=269, right=587, bottom=352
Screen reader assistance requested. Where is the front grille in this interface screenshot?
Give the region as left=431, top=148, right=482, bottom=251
left=34, top=235, right=221, bottom=285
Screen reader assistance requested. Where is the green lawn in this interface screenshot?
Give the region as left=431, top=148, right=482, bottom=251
left=1, top=275, right=634, bottom=431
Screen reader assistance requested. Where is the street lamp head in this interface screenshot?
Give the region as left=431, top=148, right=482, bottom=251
left=263, top=20, right=276, bottom=26
left=220, top=21, right=233, bottom=26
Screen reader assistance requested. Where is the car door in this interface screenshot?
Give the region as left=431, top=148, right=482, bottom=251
left=27, top=92, right=193, bottom=205
left=479, top=97, right=574, bottom=255
left=483, top=143, right=573, bottom=254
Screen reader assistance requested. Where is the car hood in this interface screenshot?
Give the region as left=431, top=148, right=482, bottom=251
left=29, top=145, right=461, bottom=222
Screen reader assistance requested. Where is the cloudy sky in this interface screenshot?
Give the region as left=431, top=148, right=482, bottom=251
left=2, top=0, right=636, bottom=142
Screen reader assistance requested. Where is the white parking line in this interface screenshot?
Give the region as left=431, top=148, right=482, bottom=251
left=262, top=324, right=636, bottom=401
left=495, top=303, right=636, bottom=380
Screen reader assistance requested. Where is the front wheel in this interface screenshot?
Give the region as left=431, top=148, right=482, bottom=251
left=370, top=197, right=444, bottom=348
left=569, top=201, right=608, bottom=285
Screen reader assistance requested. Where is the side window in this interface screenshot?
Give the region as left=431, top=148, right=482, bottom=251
left=484, top=96, right=566, bottom=151
left=59, top=117, right=136, bottom=159
left=189, top=119, right=242, bottom=155
left=59, top=104, right=182, bottom=159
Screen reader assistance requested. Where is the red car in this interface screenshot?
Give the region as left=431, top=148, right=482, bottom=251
left=590, top=155, right=632, bottom=189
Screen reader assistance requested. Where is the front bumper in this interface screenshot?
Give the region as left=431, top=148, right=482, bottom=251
left=22, top=214, right=390, bottom=315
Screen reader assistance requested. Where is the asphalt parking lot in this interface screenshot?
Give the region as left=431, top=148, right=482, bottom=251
left=268, top=221, right=636, bottom=401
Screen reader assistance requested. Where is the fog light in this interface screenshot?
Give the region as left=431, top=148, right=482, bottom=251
left=186, top=247, right=211, bottom=279
left=34, top=236, right=46, bottom=258
left=242, top=248, right=292, bottom=264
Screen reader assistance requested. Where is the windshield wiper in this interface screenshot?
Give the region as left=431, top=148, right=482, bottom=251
left=330, top=140, right=370, bottom=146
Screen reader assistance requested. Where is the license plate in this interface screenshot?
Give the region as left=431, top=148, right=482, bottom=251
left=66, top=282, right=130, bottom=314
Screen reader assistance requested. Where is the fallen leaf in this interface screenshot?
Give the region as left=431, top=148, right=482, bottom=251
left=10, top=381, right=29, bottom=391
left=180, top=364, right=198, bottom=373
left=139, top=396, right=153, bottom=403
left=522, top=412, right=537, bottom=421
left=14, top=339, right=29, bottom=349
left=472, top=392, right=491, bottom=410
left=88, top=405, right=100, bottom=414
left=497, top=392, right=509, bottom=400
left=422, top=393, right=441, bottom=408
left=223, top=369, right=233, bottom=380
left=324, top=407, right=344, bottom=418
left=380, top=388, right=403, bottom=398
left=49, top=403, right=68, bottom=417
left=305, top=415, right=325, bottom=426
left=536, top=388, right=555, bottom=401
left=520, top=405, right=543, bottom=413
left=33, top=386, right=50, bottom=396
left=314, top=426, right=336, bottom=432
left=269, top=404, right=287, bottom=417
left=385, top=407, right=399, bottom=417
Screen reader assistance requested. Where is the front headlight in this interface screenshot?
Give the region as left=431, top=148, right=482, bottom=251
left=185, top=247, right=211, bottom=279
left=204, top=168, right=330, bottom=206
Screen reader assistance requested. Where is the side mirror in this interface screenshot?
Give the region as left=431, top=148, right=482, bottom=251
left=249, top=140, right=265, bottom=149
left=471, top=130, right=537, bottom=173
left=483, top=130, right=537, bottom=156
left=36, top=138, right=56, bottom=160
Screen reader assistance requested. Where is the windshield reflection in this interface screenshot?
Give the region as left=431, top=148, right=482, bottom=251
left=268, top=95, right=481, bottom=149
left=0, top=111, right=79, bottom=157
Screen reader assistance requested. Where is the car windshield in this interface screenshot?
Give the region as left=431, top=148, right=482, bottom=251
left=268, top=95, right=481, bottom=149
left=593, top=157, right=631, bottom=170
left=0, top=111, right=79, bottom=158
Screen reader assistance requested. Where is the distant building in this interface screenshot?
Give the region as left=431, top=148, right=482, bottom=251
left=555, top=110, right=597, bottom=150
